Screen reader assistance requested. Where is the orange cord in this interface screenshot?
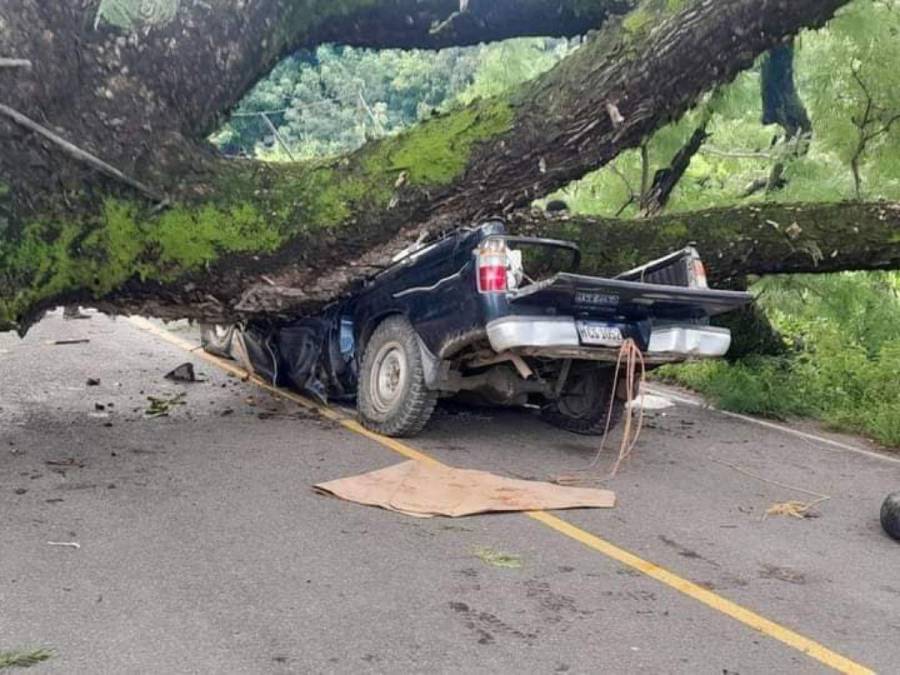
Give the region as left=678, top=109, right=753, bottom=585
left=589, top=338, right=647, bottom=477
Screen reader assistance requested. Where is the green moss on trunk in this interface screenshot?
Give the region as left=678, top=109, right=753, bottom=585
left=0, top=98, right=515, bottom=330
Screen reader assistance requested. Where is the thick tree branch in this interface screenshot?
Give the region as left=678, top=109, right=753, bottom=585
left=511, top=202, right=900, bottom=284
left=640, top=123, right=709, bottom=216
left=0, top=0, right=854, bottom=332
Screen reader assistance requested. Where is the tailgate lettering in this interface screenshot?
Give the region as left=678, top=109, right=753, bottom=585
left=575, top=290, right=619, bottom=306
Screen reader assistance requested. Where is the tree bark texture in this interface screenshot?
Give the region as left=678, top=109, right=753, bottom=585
left=761, top=41, right=812, bottom=138
left=0, top=0, right=853, bottom=332
left=512, top=201, right=900, bottom=285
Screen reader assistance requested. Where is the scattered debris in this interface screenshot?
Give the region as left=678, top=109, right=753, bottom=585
left=765, top=500, right=824, bottom=520
left=94, top=403, right=106, bottom=411
left=759, top=563, right=807, bottom=585
left=63, top=305, right=91, bottom=320
left=45, top=458, right=85, bottom=468
left=47, top=339, right=90, bottom=346
left=145, top=392, right=187, bottom=417
left=14, top=488, right=27, bottom=495
left=86, top=377, right=101, bottom=386
left=47, top=541, right=80, bottom=549
left=164, top=362, right=199, bottom=383
left=315, top=460, right=615, bottom=518
left=475, top=548, right=523, bottom=569
left=0, top=648, right=54, bottom=670
left=711, top=458, right=831, bottom=520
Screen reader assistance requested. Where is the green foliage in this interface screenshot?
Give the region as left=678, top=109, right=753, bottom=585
left=0, top=648, right=54, bottom=669
left=550, top=0, right=900, bottom=213
left=658, top=357, right=812, bottom=418
left=800, top=0, right=900, bottom=197
left=454, top=38, right=575, bottom=104
left=212, top=40, right=567, bottom=162
left=212, top=45, right=479, bottom=159
left=659, top=272, right=900, bottom=447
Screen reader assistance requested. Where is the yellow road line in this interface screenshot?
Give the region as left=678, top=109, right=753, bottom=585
left=129, top=317, right=874, bottom=675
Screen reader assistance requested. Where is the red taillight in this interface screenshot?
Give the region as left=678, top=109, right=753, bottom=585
left=476, top=238, right=509, bottom=293
left=479, top=265, right=507, bottom=292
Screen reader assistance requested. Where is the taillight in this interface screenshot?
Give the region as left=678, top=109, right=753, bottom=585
left=686, top=248, right=708, bottom=288
left=691, top=259, right=708, bottom=288
left=476, top=238, right=508, bottom=293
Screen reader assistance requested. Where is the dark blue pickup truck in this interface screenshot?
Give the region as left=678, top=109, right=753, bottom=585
left=202, top=220, right=751, bottom=437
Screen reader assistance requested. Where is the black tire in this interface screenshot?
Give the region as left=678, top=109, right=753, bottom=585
left=200, top=324, right=236, bottom=358
left=540, top=364, right=625, bottom=435
left=357, top=316, right=438, bottom=437
left=881, top=492, right=900, bottom=542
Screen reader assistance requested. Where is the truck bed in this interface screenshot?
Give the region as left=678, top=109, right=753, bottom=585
left=508, top=273, right=752, bottom=320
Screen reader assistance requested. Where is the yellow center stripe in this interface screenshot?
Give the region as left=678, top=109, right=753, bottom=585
left=129, top=317, right=874, bottom=675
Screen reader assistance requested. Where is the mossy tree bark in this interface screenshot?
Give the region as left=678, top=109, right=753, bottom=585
left=1, top=0, right=853, bottom=332
left=512, top=201, right=900, bottom=284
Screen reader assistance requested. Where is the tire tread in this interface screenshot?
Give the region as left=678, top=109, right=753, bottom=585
left=358, top=316, right=437, bottom=437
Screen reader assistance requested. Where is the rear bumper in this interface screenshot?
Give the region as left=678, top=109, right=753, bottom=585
left=647, top=325, right=731, bottom=358
left=486, top=317, right=730, bottom=361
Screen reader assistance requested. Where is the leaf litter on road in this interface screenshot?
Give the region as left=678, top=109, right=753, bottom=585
left=0, top=648, right=54, bottom=669
left=145, top=392, right=187, bottom=417
left=475, top=548, right=523, bottom=569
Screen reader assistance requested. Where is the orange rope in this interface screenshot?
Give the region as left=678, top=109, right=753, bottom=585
left=588, top=338, right=646, bottom=477
left=555, top=339, right=647, bottom=486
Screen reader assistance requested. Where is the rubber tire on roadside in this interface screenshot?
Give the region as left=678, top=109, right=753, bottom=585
left=200, top=324, right=236, bottom=358
left=881, top=492, right=900, bottom=542
left=540, top=364, right=625, bottom=436
left=358, top=316, right=438, bottom=438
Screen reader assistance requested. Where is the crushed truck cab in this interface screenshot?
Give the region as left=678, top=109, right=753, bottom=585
left=203, top=220, right=752, bottom=437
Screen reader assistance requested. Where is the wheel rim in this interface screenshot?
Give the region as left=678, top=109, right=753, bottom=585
left=369, top=341, right=408, bottom=415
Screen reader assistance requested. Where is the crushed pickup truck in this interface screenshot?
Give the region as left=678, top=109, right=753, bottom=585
left=202, top=220, right=751, bottom=437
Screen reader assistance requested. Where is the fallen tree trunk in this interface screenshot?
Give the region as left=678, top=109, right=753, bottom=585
left=0, top=0, right=852, bottom=332
left=0, top=0, right=631, bottom=187
left=512, top=201, right=900, bottom=284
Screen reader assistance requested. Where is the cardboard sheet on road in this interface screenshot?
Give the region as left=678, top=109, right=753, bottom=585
left=315, top=460, right=616, bottom=518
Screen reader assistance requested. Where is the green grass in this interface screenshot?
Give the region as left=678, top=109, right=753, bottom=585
left=0, top=648, right=54, bottom=670
left=658, top=272, right=900, bottom=449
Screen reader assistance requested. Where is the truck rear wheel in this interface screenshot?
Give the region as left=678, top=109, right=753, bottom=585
left=358, top=316, right=438, bottom=437
left=540, top=364, right=624, bottom=435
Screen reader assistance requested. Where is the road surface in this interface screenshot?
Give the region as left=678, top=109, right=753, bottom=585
left=1, top=311, right=898, bottom=674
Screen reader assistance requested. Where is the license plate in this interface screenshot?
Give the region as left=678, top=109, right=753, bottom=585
left=576, top=321, right=624, bottom=347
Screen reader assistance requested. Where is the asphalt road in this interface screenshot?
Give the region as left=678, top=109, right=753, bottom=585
left=1, top=311, right=898, bottom=674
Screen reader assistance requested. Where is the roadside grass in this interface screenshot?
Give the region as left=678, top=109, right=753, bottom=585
left=0, top=648, right=53, bottom=670
left=657, top=272, right=900, bottom=449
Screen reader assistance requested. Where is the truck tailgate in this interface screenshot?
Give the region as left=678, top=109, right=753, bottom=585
left=508, top=273, right=751, bottom=319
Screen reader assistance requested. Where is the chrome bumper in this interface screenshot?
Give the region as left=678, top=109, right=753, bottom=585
left=486, top=317, right=731, bottom=360
left=647, top=325, right=731, bottom=357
